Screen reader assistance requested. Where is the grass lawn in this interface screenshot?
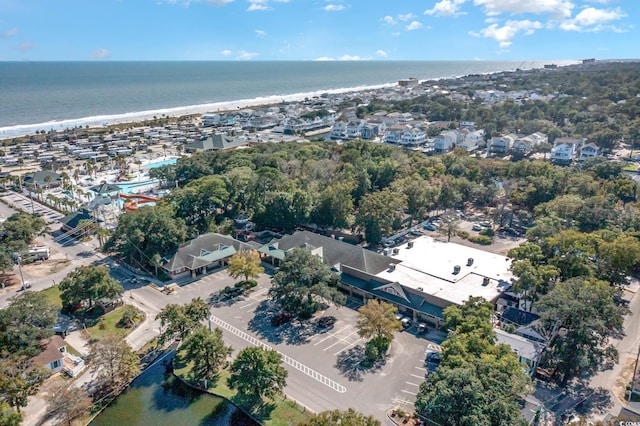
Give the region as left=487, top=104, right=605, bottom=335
left=83, top=305, right=139, bottom=341
left=174, top=350, right=310, bottom=426
left=39, top=285, right=62, bottom=308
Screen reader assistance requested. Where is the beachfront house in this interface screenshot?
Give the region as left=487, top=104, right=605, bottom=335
left=579, top=143, right=601, bottom=161
left=384, top=125, right=406, bottom=144
left=551, top=137, right=583, bottom=165
left=400, top=127, right=426, bottom=146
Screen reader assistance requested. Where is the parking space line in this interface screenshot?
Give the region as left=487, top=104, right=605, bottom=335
left=406, top=381, right=420, bottom=387
left=323, top=331, right=360, bottom=351
left=333, top=338, right=363, bottom=356
left=401, top=390, right=417, bottom=396
left=410, top=374, right=424, bottom=379
left=313, top=326, right=350, bottom=345
left=210, top=315, right=347, bottom=393
left=414, top=366, right=426, bottom=371
left=392, top=398, right=415, bottom=406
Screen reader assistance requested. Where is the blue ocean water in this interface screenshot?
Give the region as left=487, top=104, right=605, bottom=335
left=0, top=60, right=575, bottom=137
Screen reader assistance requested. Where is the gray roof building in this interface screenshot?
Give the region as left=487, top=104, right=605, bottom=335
left=185, top=134, right=249, bottom=152
left=163, top=233, right=261, bottom=276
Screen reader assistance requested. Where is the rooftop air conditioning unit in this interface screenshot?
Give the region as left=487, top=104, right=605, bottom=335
left=453, top=265, right=461, bottom=274
left=388, top=263, right=396, bottom=271
left=392, top=248, right=400, bottom=255
left=467, top=257, right=474, bottom=266
left=407, top=241, right=414, bottom=248
left=482, top=277, right=490, bottom=286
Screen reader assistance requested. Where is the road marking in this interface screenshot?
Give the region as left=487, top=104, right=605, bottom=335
left=209, top=315, right=346, bottom=393
left=414, top=366, right=426, bottom=371
left=333, top=338, right=363, bottom=356
left=410, top=374, right=424, bottom=379
left=323, top=331, right=360, bottom=351
left=401, top=390, right=417, bottom=396
left=426, top=343, right=442, bottom=352
left=392, top=398, right=415, bottom=406
left=406, top=381, right=420, bottom=387
left=313, top=326, right=349, bottom=345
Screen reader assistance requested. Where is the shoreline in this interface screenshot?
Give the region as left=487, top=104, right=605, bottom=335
left=0, top=61, right=578, bottom=140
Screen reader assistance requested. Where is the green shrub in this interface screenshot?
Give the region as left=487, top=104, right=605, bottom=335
left=458, top=231, right=470, bottom=239
left=234, top=282, right=243, bottom=288
left=244, top=280, right=258, bottom=289
left=480, top=228, right=495, bottom=237
left=364, top=341, right=380, bottom=361
left=469, top=235, right=492, bottom=245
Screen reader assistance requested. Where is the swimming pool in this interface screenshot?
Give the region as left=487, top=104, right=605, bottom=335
left=117, top=180, right=159, bottom=195
left=143, top=158, right=177, bottom=169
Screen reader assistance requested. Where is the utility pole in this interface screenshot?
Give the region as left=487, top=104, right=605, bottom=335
left=16, top=254, right=26, bottom=289
left=629, top=343, right=640, bottom=403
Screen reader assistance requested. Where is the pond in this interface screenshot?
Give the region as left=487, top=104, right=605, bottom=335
left=90, top=351, right=258, bottom=426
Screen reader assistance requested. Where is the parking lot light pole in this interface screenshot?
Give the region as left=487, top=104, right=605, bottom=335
left=16, top=254, right=26, bottom=289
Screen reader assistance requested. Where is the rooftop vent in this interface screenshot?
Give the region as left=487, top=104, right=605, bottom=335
left=407, top=241, right=414, bottom=248
left=453, top=265, right=461, bottom=275
left=467, top=257, right=474, bottom=266
left=392, top=248, right=400, bottom=255
left=482, top=277, right=490, bottom=286
left=388, top=263, right=396, bottom=271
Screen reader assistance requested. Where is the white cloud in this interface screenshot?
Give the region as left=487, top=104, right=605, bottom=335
left=473, top=0, right=574, bottom=19
left=314, top=56, right=335, bottom=61
left=0, top=28, right=17, bottom=38
left=220, top=49, right=233, bottom=56
left=236, top=50, right=259, bottom=60
left=376, top=49, right=388, bottom=57
left=560, top=7, right=626, bottom=31
left=15, top=42, right=32, bottom=51
left=205, top=0, right=234, bottom=4
left=338, top=54, right=363, bottom=60
left=91, top=48, right=111, bottom=60
left=471, top=19, right=542, bottom=47
left=247, top=0, right=270, bottom=11
left=424, top=0, right=467, bottom=17
left=324, top=4, right=345, bottom=11
left=255, top=29, right=266, bottom=37
left=167, top=0, right=234, bottom=6
left=382, top=15, right=397, bottom=25
left=406, top=21, right=423, bottom=31
left=398, top=13, right=416, bottom=21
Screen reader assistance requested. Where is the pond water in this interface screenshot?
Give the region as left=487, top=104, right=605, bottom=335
left=90, top=351, right=258, bottom=426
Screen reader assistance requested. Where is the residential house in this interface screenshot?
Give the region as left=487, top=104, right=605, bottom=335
left=550, top=137, right=583, bottom=165
left=488, top=134, right=516, bottom=155
left=360, top=123, right=380, bottom=140
left=162, top=233, right=261, bottom=278
left=579, top=143, right=601, bottom=161
left=495, top=329, right=544, bottom=376
left=511, top=135, right=536, bottom=158
left=400, top=127, right=426, bottom=146
left=434, top=130, right=461, bottom=152
left=458, top=129, right=484, bottom=151
left=346, top=121, right=361, bottom=139
left=330, top=121, right=347, bottom=139
left=29, top=335, right=85, bottom=377
left=384, top=125, right=405, bottom=144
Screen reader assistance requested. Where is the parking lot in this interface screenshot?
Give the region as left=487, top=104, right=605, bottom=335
left=1, top=192, right=64, bottom=223
left=161, top=270, right=445, bottom=421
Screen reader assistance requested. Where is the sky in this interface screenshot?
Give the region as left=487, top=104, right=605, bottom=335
left=0, top=0, right=637, bottom=61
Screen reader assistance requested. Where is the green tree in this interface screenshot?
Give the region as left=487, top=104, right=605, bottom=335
left=0, top=357, right=48, bottom=413
left=182, top=326, right=232, bottom=382
left=416, top=297, right=530, bottom=426
left=227, top=250, right=264, bottom=283
left=356, top=189, right=406, bottom=245
left=59, top=265, right=123, bottom=309
left=104, top=205, right=188, bottom=270
left=88, top=334, right=140, bottom=391
left=156, top=297, right=210, bottom=343
left=45, top=382, right=92, bottom=426
left=597, top=234, right=640, bottom=285
left=355, top=300, right=402, bottom=358
left=536, top=277, right=627, bottom=384
left=510, top=260, right=559, bottom=310
left=0, top=291, right=58, bottom=356
left=228, top=347, right=287, bottom=402
left=117, top=305, right=145, bottom=328
left=269, top=248, right=345, bottom=319
left=298, top=408, right=381, bottom=426
left=312, top=181, right=355, bottom=229
left=0, top=401, right=21, bottom=426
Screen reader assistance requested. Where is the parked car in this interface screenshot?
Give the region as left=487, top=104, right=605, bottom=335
left=425, top=351, right=441, bottom=365
left=317, top=316, right=336, bottom=328
left=271, top=312, right=293, bottom=327
left=417, top=323, right=428, bottom=334
left=401, top=317, right=412, bottom=328
left=423, top=223, right=437, bottom=231
left=410, top=229, right=423, bottom=236
left=472, top=224, right=482, bottom=231
left=395, top=313, right=405, bottom=322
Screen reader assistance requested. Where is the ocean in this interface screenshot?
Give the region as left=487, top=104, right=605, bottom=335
left=0, top=60, right=575, bottom=139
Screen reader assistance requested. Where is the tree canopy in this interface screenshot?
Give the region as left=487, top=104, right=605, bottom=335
left=269, top=248, right=345, bottom=319
left=182, top=326, right=232, bottom=382
left=227, top=250, right=264, bottom=283
left=59, top=265, right=123, bottom=310
left=228, top=347, right=288, bottom=402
